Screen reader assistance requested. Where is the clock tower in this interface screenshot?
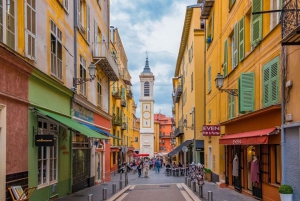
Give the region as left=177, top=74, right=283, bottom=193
left=139, top=55, right=155, bottom=157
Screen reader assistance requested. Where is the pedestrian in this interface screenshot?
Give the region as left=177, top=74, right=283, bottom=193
left=160, top=158, right=163, bottom=168
left=132, top=160, right=137, bottom=174
left=144, top=158, right=150, bottom=178
left=155, top=158, right=161, bottom=173
left=137, top=160, right=143, bottom=177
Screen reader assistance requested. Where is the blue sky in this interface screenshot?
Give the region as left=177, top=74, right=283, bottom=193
left=110, top=0, right=197, bottom=117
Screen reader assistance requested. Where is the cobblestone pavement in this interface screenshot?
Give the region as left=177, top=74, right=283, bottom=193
left=57, top=167, right=257, bottom=201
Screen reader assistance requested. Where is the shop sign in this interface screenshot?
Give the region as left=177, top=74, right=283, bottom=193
left=73, top=102, right=94, bottom=123
left=35, top=135, right=54, bottom=146
left=202, top=125, right=220, bottom=136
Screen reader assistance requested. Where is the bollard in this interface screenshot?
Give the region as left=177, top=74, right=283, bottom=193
left=112, top=183, right=116, bottom=194
left=120, top=171, right=122, bottom=180
left=187, top=178, right=191, bottom=187
left=119, top=180, right=123, bottom=190
left=198, top=185, right=203, bottom=198
left=185, top=176, right=187, bottom=184
left=87, top=194, right=93, bottom=201
left=125, top=176, right=128, bottom=186
left=103, top=188, right=107, bottom=200
left=192, top=181, right=196, bottom=192
left=208, top=191, right=213, bottom=201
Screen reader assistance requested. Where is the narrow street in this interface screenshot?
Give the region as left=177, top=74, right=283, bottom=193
left=57, top=167, right=256, bottom=201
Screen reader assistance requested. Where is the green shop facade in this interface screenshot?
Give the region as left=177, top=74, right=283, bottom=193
left=28, top=69, right=107, bottom=201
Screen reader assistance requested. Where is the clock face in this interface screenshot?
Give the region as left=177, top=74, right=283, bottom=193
left=143, top=111, right=151, bottom=119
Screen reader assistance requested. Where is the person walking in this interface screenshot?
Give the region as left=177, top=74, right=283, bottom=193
left=137, top=160, right=143, bottom=177
left=132, top=160, right=137, bottom=174
left=144, top=158, right=150, bottom=178
left=155, top=158, right=161, bottom=173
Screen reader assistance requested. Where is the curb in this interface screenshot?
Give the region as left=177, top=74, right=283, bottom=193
left=180, top=183, right=202, bottom=201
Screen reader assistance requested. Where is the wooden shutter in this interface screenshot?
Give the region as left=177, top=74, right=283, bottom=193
left=239, top=72, right=255, bottom=112
left=239, top=17, right=245, bottom=61
left=263, top=57, right=279, bottom=107
left=223, top=39, right=228, bottom=76
left=208, top=66, right=211, bottom=92
left=234, top=23, right=238, bottom=68
left=252, top=0, right=262, bottom=45
left=25, top=0, right=37, bottom=59
left=87, top=5, right=90, bottom=43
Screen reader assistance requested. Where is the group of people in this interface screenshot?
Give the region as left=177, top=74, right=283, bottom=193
left=130, top=157, right=165, bottom=177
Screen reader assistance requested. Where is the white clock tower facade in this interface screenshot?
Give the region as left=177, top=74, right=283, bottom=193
left=139, top=56, right=155, bottom=157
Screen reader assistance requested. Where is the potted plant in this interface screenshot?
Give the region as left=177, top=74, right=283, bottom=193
left=279, top=184, right=293, bottom=201
left=204, top=168, right=212, bottom=182
left=206, top=35, right=212, bottom=43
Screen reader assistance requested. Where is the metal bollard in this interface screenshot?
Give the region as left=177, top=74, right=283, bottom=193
left=120, top=171, right=122, bottom=180
left=119, top=180, right=123, bottom=189
left=208, top=191, right=213, bottom=201
left=112, top=183, right=116, bottom=194
left=192, top=181, right=196, bottom=192
left=198, top=185, right=203, bottom=198
left=103, top=188, right=107, bottom=200
left=87, top=194, right=93, bottom=201
left=187, top=178, right=191, bottom=187
left=185, top=176, right=187, bottom=184
left=125, top=176, right=128, bottom=186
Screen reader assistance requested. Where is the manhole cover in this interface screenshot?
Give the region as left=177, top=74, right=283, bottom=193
left=159, top=185, right=170, bottom=187
left=102, top=184, right=108, bottom=186
left=73, top=195, right=85, bottom=197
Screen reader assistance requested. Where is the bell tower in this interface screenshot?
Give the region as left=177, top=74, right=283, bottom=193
left=139, top=55, right=155, bottom=157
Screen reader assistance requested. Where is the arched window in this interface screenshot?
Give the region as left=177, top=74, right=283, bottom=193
left=144, top=82, right=150, bottom=96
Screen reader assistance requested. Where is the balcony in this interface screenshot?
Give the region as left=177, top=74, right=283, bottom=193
left=200, top=0, right=215, bottom=19
left=121, top=122, right=127, bottom=130
left=126, top=89, right=133, bottom=99
left=174, top=127, right=184, bottom=137
left=93, top=42, right=119, bottom=81
left=121, top=99, right=126, bottom=107
left=174, top=84, right=182, bottom=103
left=112, top=87, right=122, bottom=99
left=112, top=116, right=122, bottom=126
left=133, top=103, right=137, bottom=108
left=159, top=134, right=176, bottom=138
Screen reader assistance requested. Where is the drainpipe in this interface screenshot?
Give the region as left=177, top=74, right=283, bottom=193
left=281, top=46, right=286, bottom=184
left=107, top=0, right=111, bottom=114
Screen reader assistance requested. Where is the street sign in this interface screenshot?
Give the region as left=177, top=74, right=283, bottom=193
left=182, top=146, right=188, bottom=153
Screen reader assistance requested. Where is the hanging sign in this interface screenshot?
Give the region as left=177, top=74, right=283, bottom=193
left=202, top=125, right=220, bottom=136
left=35, top=135, right=54, bottom=146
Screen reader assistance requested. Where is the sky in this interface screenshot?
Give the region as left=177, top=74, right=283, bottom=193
left=110, top=0, right=197, bottom=118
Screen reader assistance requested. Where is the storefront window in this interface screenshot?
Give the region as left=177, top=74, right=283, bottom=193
left=275, top=145, right=281, bottom=184
left=72, top=149, right=90, bottom=184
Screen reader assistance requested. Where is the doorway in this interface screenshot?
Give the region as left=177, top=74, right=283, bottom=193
left=95, top=152, right=101, bottom=183
left=0, top=105, right=6, bottom=201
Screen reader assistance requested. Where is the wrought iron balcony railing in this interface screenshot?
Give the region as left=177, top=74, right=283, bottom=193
left=112, top=87, right=122, bottom=99
left=174, top=84, right=182, bottom=103
left=200, top=0, right=215, bottom=19
left=121, top=99, right=126, bottom=107
left=174, top=126, right=184, bottom=137
left=112, top=116, right=122, bottom=126
left=121, top=122, right=127, bottom=130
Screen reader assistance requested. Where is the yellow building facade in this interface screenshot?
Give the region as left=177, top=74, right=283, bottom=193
left=172, top=4, right=205, bottom=165
left=201, top=0, right=282, bottom=200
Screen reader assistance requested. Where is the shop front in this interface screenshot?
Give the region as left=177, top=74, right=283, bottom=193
left=220, top=128, right=281, bottom=200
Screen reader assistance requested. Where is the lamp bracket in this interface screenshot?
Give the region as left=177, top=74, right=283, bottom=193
left=219, top=88, right=238, bottom=96
left=73, top=77, right=95, bottom=86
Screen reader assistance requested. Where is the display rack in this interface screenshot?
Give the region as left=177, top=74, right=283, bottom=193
left=8, top=187, right=36, bottom=201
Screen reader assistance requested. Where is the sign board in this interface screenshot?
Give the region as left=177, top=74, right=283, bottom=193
left=202, top=125, right=220, bottom=136
left=182, top=146, right=188, bottom=153
left=35, top=135, right=54, bottom=146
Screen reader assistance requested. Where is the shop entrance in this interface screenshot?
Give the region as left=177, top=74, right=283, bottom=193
left=95, top=152, right=103, bottom=183
left=232, top=146, right=242, bottom=192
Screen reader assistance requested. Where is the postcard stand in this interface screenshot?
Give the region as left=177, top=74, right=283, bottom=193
left=8, top=187, right=36, bottom=201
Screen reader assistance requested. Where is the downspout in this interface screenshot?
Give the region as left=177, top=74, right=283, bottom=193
left=107, top=0, right=111, bottom=114
left=281, top=46, right=286, bottom=184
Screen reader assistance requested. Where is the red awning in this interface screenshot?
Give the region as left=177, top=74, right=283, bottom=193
left=219, top=128, right=279, bottom=145
left=134, top=153, right=149, bottom=157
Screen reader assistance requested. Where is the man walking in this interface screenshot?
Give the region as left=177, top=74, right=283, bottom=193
left=144, top=158, right=150, bottom=178
left=155, top=158, right=161, bottom=173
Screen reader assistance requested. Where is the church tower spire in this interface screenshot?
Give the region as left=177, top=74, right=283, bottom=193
left=142, top=55, right=152, bottom=73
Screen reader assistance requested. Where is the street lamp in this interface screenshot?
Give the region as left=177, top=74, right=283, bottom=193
left=214, top=73, right=238, bottom=96
left=183, top=107, right=196, bottom=163
left=73, top=62, right=97, bottom=87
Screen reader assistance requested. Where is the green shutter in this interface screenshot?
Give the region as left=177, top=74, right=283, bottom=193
left=208, top=66, right=211, bottom=92
left=234, top=23, right=239, bottom=68
left=223, top=39, right=228, bottom=76
left=228, top=94, right=235, bottom=119
left=240, top=72, right=255, bottom=112
left=211, top=11, right=214, bottom=40
left=262, top=57, right=279, bottom=107
left=239, top=17, right=245, bottom=61
left=122, top=87, right=125, bottom=98
left=252, top=0, right=262, bottom=45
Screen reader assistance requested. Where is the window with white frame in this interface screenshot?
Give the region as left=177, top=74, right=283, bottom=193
left=63, top=0, right=69, bottom=12
left=50, top=20, right=63, bottom=80
left=271, top=0, right=281, bottom=30
left=97, top=76, right=102, bottom=107
left=0, top=0, right=16, bottom=49
left=80, top=55, right=87, bottom=96
left=78, top=0, right=85, bottom=31
left=25, top=0, right=36, bottom=59
left=37, top=119, right=58, bottom=187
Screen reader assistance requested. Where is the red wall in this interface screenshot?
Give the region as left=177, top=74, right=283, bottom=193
left=94, top=113, right=111, bottom=132
left=104, top=141, right=111, bottom=182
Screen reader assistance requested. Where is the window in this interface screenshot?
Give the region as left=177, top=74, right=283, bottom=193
left=25, top=0, right=36, bottom=59
left=252, top=0, right=262, bottom=45
left=232, top=23, right=238, bottom=70
left=144, top=82, right=150, bottom=96
left=97, top=76, right=102, bottom=107
left=239, top=72, right=254, bottom=112
left=271, top=0, right=281, bottom=30
left=112, top=152, right=116, bottom=165
left=80, top=55, right=87, bottom=95
left=135, top=137, right=138, bottom=142
left=63, top=0, right=69, bottom=11
left=228, top=94, right=235, bottom=119
left=37, top=119, right=58, bottom=187
left=275, top=145, right=281, bottom=184
left=223, top=39, right=228, bottom=76
left=0, top=0, right=3, bottom=42
left=229, top=0, right=236, bottom=9
left=262, top=56, right=279, bottom=107
left=0, top=0, right=16, bottom=49
left=86, top=5, right=90, bottom=43
left=208, top=109, right=211, bottom=123
left=208, top=66, right=211, bottom=92
left=191, top=72, right=193, bottom=91
left=79, top=0, right=84, bottom=29
left=239, top=17, right=245, bottom=61
left=50, top=20, right=63, bottom=80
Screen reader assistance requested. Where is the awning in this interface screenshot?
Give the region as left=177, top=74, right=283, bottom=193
left=79, top=122, right=121, bottom=140
left=134, top=153, right=149, bottom=157
left=36, top=109, right=108, bottom=139
left=168, top=139, right=193, bottom=158
left=219, top=128, right=279, bottom=145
